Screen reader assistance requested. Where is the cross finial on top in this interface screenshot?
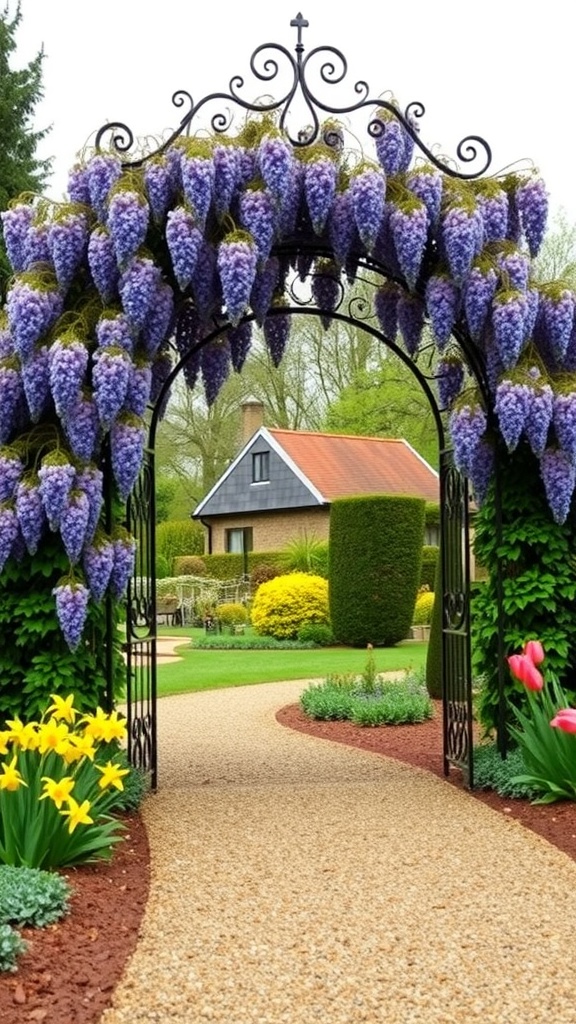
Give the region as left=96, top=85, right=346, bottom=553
left=291, top=12, right=309, bottom=51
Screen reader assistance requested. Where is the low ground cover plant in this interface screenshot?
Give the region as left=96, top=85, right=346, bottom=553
left=300, top=649, right=433, bottom=726
left=472, top=743, right=540, bottom=800
left=0, top=694, right=134, bottom=868
left=193, top=632, right=324, bottom=650
left=0, top=864, right=71, bottom=972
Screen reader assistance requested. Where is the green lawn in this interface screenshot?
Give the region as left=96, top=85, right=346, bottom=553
left=154, top=629, right=428, bottom=697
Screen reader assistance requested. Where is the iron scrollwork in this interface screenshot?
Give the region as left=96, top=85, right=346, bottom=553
left=95, top=12, right=492, bottom=181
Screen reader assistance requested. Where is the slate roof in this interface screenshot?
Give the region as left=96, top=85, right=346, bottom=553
left=267, top=429, right=439, bottom=502
left=193, top=427, right=439, bottom=518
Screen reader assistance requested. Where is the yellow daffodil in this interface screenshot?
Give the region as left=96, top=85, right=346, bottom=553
left=95, top=761, right=130, bottom=791
left=80, top=707, right=108, bottom=742
left=59, top=796, right=93, bottom=834
left=40, top=775, right=75, bottom=809
left=99, top=711, right=128, bottom=744
left=5, top=718, right=39, bottom=750
left=46, top=693, right=77, bottom=724
left=0, top=756, right=28, bottom=791
left=37, top=718, right=71, bottom=757
left=62, top=733, right=96, bottom=764
left=0, top=731, right=12, bottom=756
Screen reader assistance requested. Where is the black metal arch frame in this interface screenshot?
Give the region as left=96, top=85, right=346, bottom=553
left=103, top=13, right=501, bottom=791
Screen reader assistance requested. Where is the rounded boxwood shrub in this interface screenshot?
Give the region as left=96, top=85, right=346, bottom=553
left=329, top=495, right=426, bottom=647
left=413, top=589, right=435, bottom=625
left=173, top=555, right=207, bottom=576
left=297, top=622, right=335, bottom=646
left=216, top=602, right=249, bottom=627
left=251, top=573, right=329, bottom=640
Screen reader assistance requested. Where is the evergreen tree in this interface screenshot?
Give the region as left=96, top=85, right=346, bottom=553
left=0, top=2, right=52, bottom=292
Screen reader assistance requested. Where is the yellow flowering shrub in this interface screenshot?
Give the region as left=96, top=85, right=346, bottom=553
left=413, top=590, right=435, bottom=626
left=215, top=602, right=248, bottom=627
left=250, top=572, right=329, bottom=640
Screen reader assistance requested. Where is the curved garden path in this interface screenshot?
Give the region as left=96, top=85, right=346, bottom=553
left=101, top=681, right=576, bottom=1024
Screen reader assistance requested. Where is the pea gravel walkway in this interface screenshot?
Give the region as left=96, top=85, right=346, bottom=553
left=102, top=681, right=576, bottom=1024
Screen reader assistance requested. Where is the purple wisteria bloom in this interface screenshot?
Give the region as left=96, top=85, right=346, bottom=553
left=86, top=153, right=123, bottom=222
left=88, top=228, right=119, bottom=304
left=374, top=281, right=400, bottom=340
left=516, top=177, right=548, bottom=257
left=494, top=379, right=532, bottom=452
left=60, top=489, right=90, bottom=564
left=311, top=262, right=340, bottom=330
left=0, top=320, right=12, bottom=358
left=0, top=360, right=25, bottom=444
left=67, top=164, right=91, bottom=205
left=407, top=168, right=443, bottom=227
left=425, top=275, right=459, bottom=351
left=21, top=345, right=51, bottom=422
left=250, top=256, right=280, bottom=327
left=258, top=134, right=293, bottom=206
left=119, top=257, right=161, bottom=331
left=328, top=190, right=357, bottom=268
left=449, top=403, right=488, bottom=476
left=0, top=450, right=23, bottom=502
left=228, top=322, right=253, bottom=373
left=540, top=447, right=576, bottom=524
left=304, top=157, right=337, bottom=235
left=96, top=312, right=134, bottom=354
left=540, top=290, right=575, bottom=365
left=150, top=351, right=174, bottom=413
left=63, top=392, right=100, bottom=462
left=38, top=454, right=76, bottom=531
left=349, top=168, right=386, bottom=253
left=107, top=190, right=150, bottom=268
left=498, top=251, right=530, bottom=293
left=524, top=288, right=540, bottom=342
left=48, top=339, right=89, bottom=418
left=144, top=159, right=175, bottom=225
left=375, top=115, right=406, bottom=175
left=277, top=161, right=302, bottom=238
left=200, top=340, right=231, bottom=406
left=1, top=204, right=34, bottom=273
left=492, top=290, right=528, bottom=369
left=192, top=240, right=218, bottom=321
left=23, top=222, right=51, bottom=269
left=77, top=465, right=104, bottom=543
left=463, top=264, right=498, bottom=341
left=124, top=362, right=153, bottom=417
left=390, top=200, right=429, bottom=289
left=166, top=206, right=203, bottom=290
left=180, top=152, right=214, bottom=228
left=82, top=536, right=115, bottom=602
left=110, top=530, right=137, bottom=598
left=525, top=382, right=553, bottom=457
left=0, top=503, right=20, bottom=573
left=239, top=188, right=276, bottom=264
left=397, top=294, right=425, bottom=356
left=469, top=439, right=494, bottom=506
left=436, top=356, right=465, bottom=409
left=263, top=310, right=291, bottom=368
left=236, top=146, right=257, bottom=189
left=553, top=391, right=576, bottom=460
left=440, top=205, right=481, bottom=283
left=141, top=281, right=175, bottom=358
left=48, top=212, right=89, bottom=292
left=15, top=477, right=46, bottom=555
left=212, top=145, right=240, bottom=220
left=217, top=234, right=258, bottom=327
left=477, top=188, right=508, bottom=245
left=92, top=347, right=132, bottom=429
left=110, top=415, right=146, bottom=499
left=52, top=581, right=90, bottom=651
left=6, top=280, right=62, bottom=361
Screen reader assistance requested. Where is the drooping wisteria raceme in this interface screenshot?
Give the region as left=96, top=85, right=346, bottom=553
left=0, top=448, right=23, bottom=502
left=0, top=503, right=20, bottom=574
left=328, top=190, right=356, bottom=268
left=494, top=378, right=532, bottom=452
left=47, top=210, right=89, bottom=293
left=539, top=447, right=576, bottom=525
left=258, top=133, right=294, bottom=206
left=143, top=158, right=175, bottom=226
left=15, top=476, right=46, bottom=556
left=107, top=188, right=150, bottom=268
left=200, top=339, right=231, bottom=406
left=463, top=262, right=498, bottom=340
left=82, top=534, right=115, bottom=602
left=88, top=228, right=119, bottom=304
left=250, top=257, right=280, bottom=327
left=37, top=452, right=77, bottom=532
left=553, top=388, right=576, bottom=461
left=7, top=275, right=63, bottom=362
left=110, top=415, right=146, bottom=500
left=303, top=154, right=337, bottom=235
left=165, top=206, right=203, bottom=290
left=1, top=203, right=34, bottom=273
left=264, top=306, right=291, bottom=367
left=440, top=203, right=481, bottom=283
left=48, top=338, right=89, bottom=418
left=524, top=375, right=553, bottom=458
left=397, top=294, right=425, bottom=356
left=425, top=275, right=460, bottom=351
left=516, top=176, right=549, bottom=257
left=349, top=166, right=386, bottom=253
left=180, top=146, right=214, bottom=228
left=436, top=356, right=465, bottom=410
left=374, top=282, right=400, bottom=340
left=311, top=261, right=341, bottom=331
left=60, top=489, right=91, bottom=565
left=450, top=402, right=488, bottom=476
left=52, top=579, right=91, bottom=651
left=92, top=346, right=132, bottom=429
left=212, top=144, right=240, bottom=221
left=110, top=529, right=137, bottom=598
left=238, top=186, right=277, bottom=264
left=389, top=198, right=428, bottom=289
left=63, top=391, right=100, bottom=462
left=228, top=322, right=253, bottom=373
left=21, top=345, right=51, bottom=422
left=217, top=232, right=258, bottom=326
left=407, top=166, right=443, bottom=227
left=492, top=290, right=528, bottom=369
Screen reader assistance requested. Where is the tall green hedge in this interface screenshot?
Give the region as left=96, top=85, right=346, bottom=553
left=425, top=546, right=443, bottom=699
left=155, top=519, right=205, bottom=574
left=420, top=546, right=439, bottom=590
left=202, top=551, right=285, bottom=580
left=329, top=495, right=426, bottom=647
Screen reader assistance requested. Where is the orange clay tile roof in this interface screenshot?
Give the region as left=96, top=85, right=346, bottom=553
left=267, top=429, right=439, bottom=502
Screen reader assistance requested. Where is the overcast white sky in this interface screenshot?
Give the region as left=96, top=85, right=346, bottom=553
left=12, top=0, right=576, bottom=227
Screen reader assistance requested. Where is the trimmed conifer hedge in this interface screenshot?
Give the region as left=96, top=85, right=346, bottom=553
left=329, top=495, right=426, bottom=647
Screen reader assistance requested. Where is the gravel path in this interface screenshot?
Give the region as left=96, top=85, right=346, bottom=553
left=101, top=682, right=576, bottom=1024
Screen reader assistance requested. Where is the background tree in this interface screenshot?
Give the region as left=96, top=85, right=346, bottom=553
left=0, top=2, right=52, bottom=295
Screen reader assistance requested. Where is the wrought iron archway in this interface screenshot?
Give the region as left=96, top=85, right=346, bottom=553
left=97, top=12, right=505, bottom=791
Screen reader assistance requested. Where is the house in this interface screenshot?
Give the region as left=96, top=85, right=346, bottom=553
left=192, top=401, right=440, bottom=555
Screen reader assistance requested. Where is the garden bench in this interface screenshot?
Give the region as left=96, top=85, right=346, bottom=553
left=156, top=597, right=182, bottom=626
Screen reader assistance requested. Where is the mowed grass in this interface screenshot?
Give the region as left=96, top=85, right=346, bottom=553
left=154, top=628, right=428, bottom=697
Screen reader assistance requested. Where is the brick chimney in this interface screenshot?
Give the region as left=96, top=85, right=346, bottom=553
left=240, top=398, right=264, bottom=446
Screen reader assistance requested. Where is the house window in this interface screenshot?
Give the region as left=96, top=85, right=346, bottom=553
left=225, top=527, right=253, bottom=554
left=252, top=451, right=270, bottom=483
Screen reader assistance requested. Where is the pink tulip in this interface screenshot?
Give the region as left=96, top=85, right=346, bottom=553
left=508, top=653, right=544, bottom=691
left=524, top=640, right=545, bottom=666
left=507, top=654, right=525, bottom=681
left=550, top=708, right=576, bottom=734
